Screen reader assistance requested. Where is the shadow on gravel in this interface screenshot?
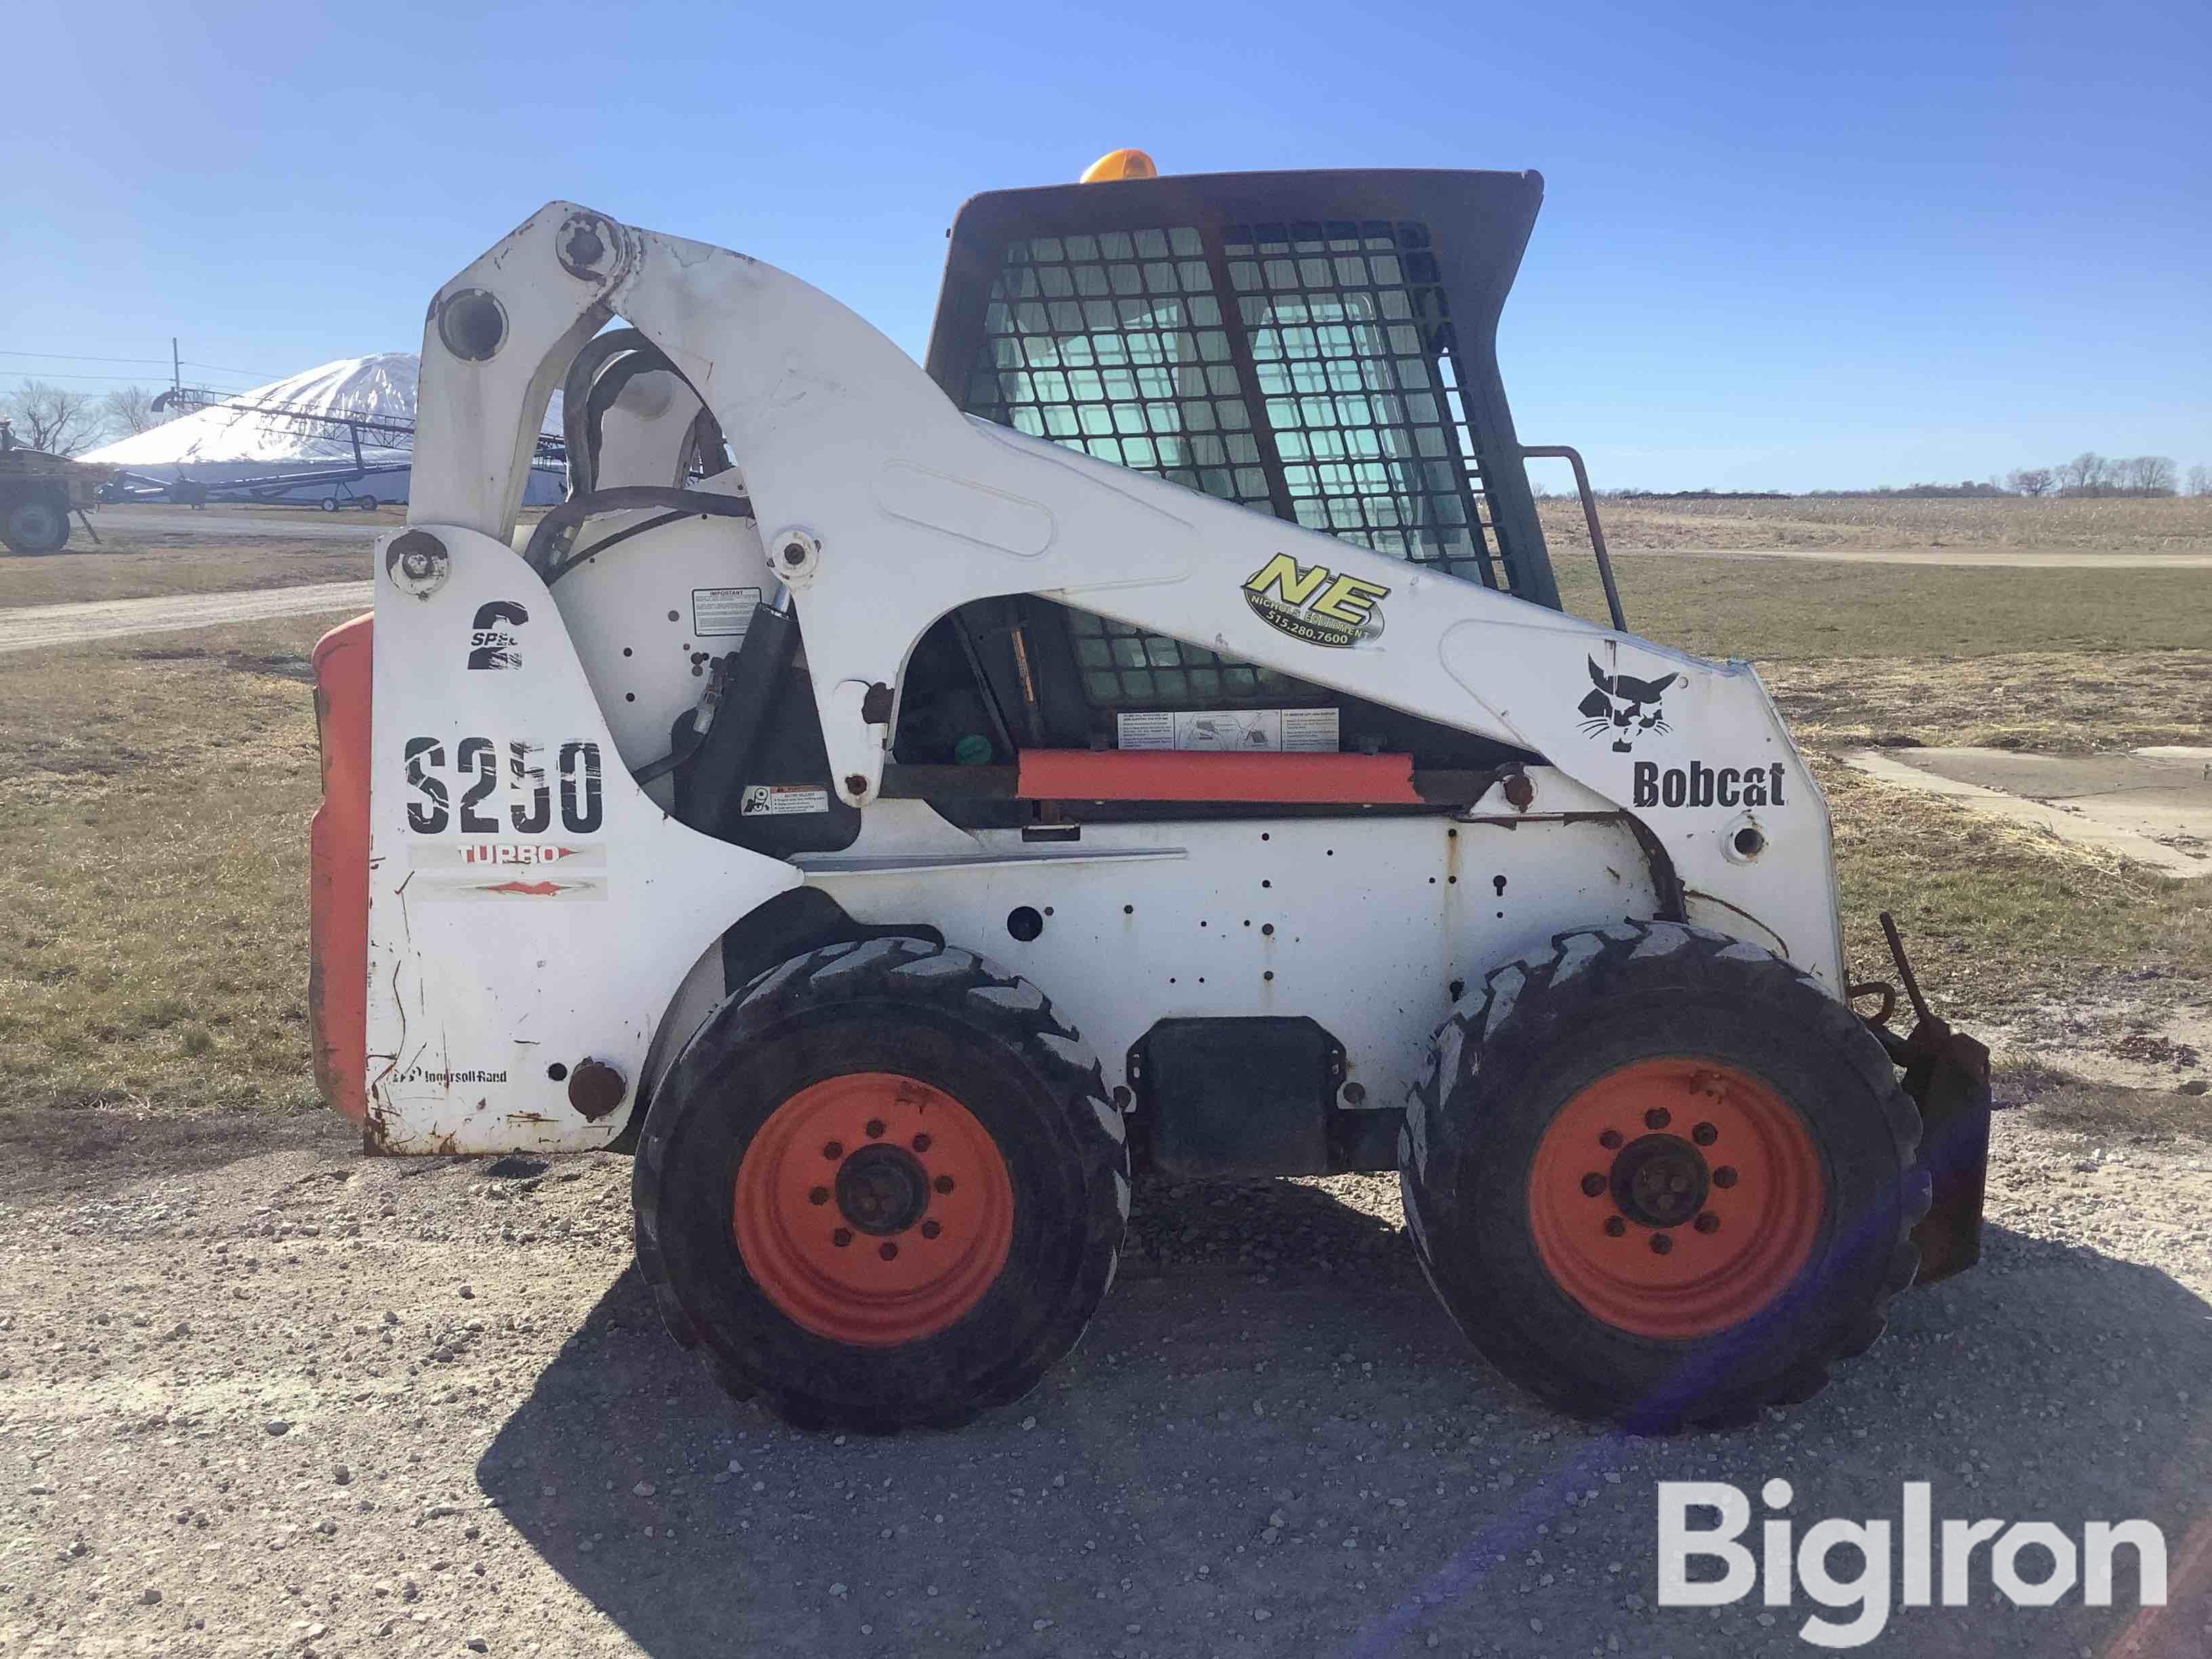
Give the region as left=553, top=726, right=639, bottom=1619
left=479, top=1191, right=2212, bottom=1659
left=0, top=1101, right=341, bottom=1207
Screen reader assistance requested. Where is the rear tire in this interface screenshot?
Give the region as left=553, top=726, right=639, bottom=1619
left=1, top=491, right=70, bottom=555
left=633, top=938, right=1129, bottom=1431
left=1401, top=921, right=1925, bottom=1431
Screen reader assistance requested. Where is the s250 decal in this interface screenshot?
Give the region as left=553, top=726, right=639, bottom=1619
left=404, top=737, right=603, bottom=834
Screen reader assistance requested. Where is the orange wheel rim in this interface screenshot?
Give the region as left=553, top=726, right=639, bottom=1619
left=1528, top=1059, right=1822, bottom=1339
left=733, top=1071, right=1014, bottom=1347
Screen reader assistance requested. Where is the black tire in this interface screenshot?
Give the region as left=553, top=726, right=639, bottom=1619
left=1, top=491, right=70, bottom=555
left=1401, top=920, right=1927, bottom=1432
left=633, top=937, right=1129, bottom=1431
left=321, top=497, right=340, bottom=512
left=355, top=495, right=379, bottom=510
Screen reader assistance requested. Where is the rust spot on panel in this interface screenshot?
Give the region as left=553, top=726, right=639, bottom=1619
left=1501, top=768, right=1536, bottom=812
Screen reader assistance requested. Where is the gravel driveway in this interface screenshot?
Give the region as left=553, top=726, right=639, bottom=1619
left=2, top=1108, right=2207, bottom=1657
left=0, top=581, right=370, bottom=655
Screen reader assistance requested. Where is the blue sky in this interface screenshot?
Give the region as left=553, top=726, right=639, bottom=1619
left=4, top=0, right=2205, bottom=490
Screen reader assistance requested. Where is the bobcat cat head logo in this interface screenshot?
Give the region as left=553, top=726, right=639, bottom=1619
left=1578, top=657, right=1679, bottom=752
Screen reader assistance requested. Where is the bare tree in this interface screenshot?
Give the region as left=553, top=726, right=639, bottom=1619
left=2007, top=466, right=2054, bottom=497
left=0, top=381, right=107, bottom=455
left=101, top=384, right=169, bottom=437
left=2056, top=452, right=2109, bottom=495
left=2111, top=455, right=2176, bottom=495
left=2188, top=464, right=2211, bottom=497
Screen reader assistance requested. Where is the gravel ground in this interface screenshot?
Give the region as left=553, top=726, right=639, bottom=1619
left=1, top=1105, right=2208, bottom=1658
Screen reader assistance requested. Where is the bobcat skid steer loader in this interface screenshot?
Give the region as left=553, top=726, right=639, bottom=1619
left=308, top=157, right=1992, bottom=1432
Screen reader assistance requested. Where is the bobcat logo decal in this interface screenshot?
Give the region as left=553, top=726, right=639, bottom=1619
left=1578, top=657, right=1678, bottom=752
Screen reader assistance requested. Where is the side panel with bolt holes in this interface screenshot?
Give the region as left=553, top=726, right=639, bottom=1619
left=363, top=523, right=796, bottom=1153
left=802, top=792, right=1661, bottom=1122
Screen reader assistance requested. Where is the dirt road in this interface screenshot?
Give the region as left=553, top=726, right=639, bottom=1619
left=91, top=508, right=384, bottom=543
left=0, top=581, right=371, bottom=655
left=2, top=1103, right=2206, bottom=1658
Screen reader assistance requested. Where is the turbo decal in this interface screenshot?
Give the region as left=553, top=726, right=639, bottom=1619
left=1633, top=760, right=1787, bottom=810
left=408, top=842, right=604, bottom=869
left=403, top=737, right=604, bottom=835
left=1242, top=554, right=1389, bottom=648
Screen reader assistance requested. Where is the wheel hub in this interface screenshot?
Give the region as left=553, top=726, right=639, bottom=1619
left=1608, top=1133, right=1708, bottom=1228
left=1526, top=1058, right=1823, bottom=1338
left=834, top=1143, right=931, bottom=1235
left=732, top=1071, right=1015, bottom=1347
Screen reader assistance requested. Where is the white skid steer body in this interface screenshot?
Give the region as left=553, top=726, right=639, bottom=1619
left=319, top=197, right=1842, bottom=1156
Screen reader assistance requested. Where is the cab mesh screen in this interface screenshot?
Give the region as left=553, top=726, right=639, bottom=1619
left=962, top=220, right=1503, bottom=710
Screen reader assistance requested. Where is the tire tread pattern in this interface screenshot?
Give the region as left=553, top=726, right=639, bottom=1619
left=1401, top=920, right=1927, bottom=1431
left=633, top=939, right=1128, bottom=1432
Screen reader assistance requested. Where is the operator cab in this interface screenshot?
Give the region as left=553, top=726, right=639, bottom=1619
left=891, top=159, right=1566, bottom=800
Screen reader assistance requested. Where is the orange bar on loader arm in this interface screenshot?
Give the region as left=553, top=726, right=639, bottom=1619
left=308, top=614, right=372, bottom=1125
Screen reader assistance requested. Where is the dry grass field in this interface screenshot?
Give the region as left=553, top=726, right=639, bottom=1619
left=0, top=528, right=363, bottom=609
left=1538, top=491, right=2212, bottom=552
left=0, top=621, right=327, bottom=1136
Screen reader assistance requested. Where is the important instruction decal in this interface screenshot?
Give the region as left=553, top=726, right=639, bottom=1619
left=692, top=586, right=762, bottom=640
left=741, top=783, right=832, bottom=817
left=1115, top=708, right=1340, bottom=753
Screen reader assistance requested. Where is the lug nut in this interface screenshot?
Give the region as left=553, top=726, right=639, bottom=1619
left=1694, top=1212, right=1720, bottom=1233
left=1598, top=1129, right=1623, bottom=1150
left=1692, top=1121, right=1718, bottom=1146
left=912, top=1132, right=932, bottom=1153
left=1644, top=1107, right=1671, bottom=1130
left=822, top=1140, right=843, bottom=1160
left=1580, top=1172, right=1606, bottom=1197
left=832, top=1228, right=853, bottom=1248
left=933, top=1174, right=955, bottom=1194
left=1650, top=1232, right=1673, bottom=1255
left=1603, top=1216, right=1626, bottom=1237
left=865, top=1119, right=886, bottom=1139
left=920, top=1220, right=942, bottom=1239
left=807, top=1186, right=830, bottom=1206
left=878, top=1242, right=899, bottom=1261
left=1713, top=1166, right=1739, bottom=1189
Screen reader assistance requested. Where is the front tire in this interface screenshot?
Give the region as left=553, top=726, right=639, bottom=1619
left=1401, top=921, right=1925, bottom=1431
left=2, top=491, right=70, bottom=555
left=633, top=938, right=1128, bottom=1431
